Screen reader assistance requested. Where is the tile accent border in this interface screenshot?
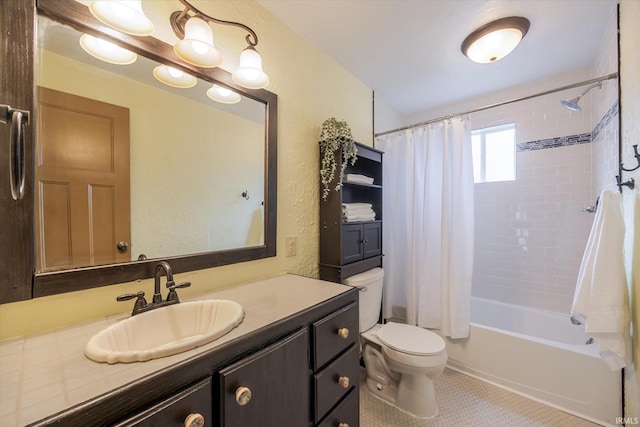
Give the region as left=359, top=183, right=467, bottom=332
left=516, top=101, right=618, bottom=152
left=592, top=100, right=618, bottom=141
left=517, top=133, right=591, bottom=151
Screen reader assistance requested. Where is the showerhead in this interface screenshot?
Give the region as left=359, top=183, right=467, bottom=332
left=560, top=81, right=603, bottom=112
left=561, top=97, right=582, bottom=112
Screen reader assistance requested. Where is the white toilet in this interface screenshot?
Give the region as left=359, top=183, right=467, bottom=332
left=344, top=268, right=447, bottom=419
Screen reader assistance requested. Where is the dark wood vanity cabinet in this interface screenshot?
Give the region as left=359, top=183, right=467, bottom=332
left=320, top=142, right=383, bottom=283
left=218, top=328, right=309, bottom=426
left=33, top=289, right=359, bottom=427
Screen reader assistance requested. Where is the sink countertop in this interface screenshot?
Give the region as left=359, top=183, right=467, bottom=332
left=0, top=273, right=352, bottom=427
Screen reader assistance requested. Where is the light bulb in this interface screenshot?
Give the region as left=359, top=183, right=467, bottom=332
left=79, top=34, right=137, bottom=65
left=89, top=0, right=154, bottom=36
left=152, top=65, right=197, bottom=88
left=466, top=28, right=523, bottom=63
left=206, top=84, right=241, bottom=104
left=174, top=17, right=222, bottom=68
left=232, top=47, right=269, bottom=89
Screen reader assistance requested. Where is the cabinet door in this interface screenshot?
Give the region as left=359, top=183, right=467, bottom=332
left=341, top=224, right=364, bottom=264
left=362, top=222, right=382, bottom=258
left=219, top=328, right=309, bottom=426
left=113, top=378, right=212, bottom=427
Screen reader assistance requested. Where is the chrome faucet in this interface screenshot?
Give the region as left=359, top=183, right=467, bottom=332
left=117, top=261, right=191, bottom=315
left=153, top=261, right=175, bottom=304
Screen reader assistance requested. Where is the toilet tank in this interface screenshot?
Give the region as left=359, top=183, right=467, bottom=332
left=343, top=268, right=384, bottom=332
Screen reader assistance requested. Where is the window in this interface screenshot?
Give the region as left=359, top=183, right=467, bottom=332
left=472, top=123, right=516, bottom=183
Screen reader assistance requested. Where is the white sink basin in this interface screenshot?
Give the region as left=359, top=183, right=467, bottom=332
left=85, top=299, right=244, bottom=364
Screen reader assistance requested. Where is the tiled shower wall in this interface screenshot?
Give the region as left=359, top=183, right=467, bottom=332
left=469, top=8, right=619, bottom=314
left=469, top=88, right=595, bottom=313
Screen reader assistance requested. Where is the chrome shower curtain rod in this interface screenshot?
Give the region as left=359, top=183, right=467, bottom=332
left=374, top=72, right=618, bottom=138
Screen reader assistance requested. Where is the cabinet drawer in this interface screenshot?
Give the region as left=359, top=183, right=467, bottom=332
left=219, top=328, right=309, bottom=427
left=313, top=345, right=360, bottom=423
left=114, top=378, right=212, bottom=427
left=312, top=302, right=359, bottom=370
left=317, top=388, right=359, bottom=427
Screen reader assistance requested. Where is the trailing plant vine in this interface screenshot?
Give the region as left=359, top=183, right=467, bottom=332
left=319, top=117, right=358, bottom=200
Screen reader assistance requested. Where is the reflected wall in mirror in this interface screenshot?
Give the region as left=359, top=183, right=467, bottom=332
left=30, top=0, right=277, bottom=298
left=36, top=16, right=266, bottom=273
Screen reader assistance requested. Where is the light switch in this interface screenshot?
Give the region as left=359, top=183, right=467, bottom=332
left=285, top=236, right=297, bottom=257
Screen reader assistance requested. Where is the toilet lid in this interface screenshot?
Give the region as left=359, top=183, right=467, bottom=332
left=377, top=322, right=446, bottom=356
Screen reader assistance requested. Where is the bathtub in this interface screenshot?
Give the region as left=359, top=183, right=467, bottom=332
left=440, top=297, right=621, bottom=426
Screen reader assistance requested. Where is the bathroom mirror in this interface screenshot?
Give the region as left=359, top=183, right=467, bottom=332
left=32, top=0, right=277, bottom=297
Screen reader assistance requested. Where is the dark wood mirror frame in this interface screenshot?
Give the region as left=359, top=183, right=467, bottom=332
left=0, top=0, right=277, bottom=302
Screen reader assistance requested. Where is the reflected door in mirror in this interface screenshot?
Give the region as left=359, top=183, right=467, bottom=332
left=36, top=87, right=131, bottom=272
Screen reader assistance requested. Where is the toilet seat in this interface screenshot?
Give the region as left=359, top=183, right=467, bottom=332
left=377, top=322, right=445, bottom=356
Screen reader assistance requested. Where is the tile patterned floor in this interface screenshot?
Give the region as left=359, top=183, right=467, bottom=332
left=360, top=368, right=600, bottom=426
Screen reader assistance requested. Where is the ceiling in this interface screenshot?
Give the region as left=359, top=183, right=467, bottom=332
left=257, top=0, right=618, bottom=116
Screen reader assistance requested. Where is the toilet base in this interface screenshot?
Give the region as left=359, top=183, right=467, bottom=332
left=365, top=375, right=438, bottom=419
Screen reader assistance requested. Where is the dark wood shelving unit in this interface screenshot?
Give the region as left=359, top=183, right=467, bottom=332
left=319, top=142, right=383, bottom=283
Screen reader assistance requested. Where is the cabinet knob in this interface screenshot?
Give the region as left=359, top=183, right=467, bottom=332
left=338, top=376, right=350, bottom=389
left=184, top=413, right=205, bottom=427
left=337, top=328, right=349, bottom=339
left=235, top=386, right=252, bottom=406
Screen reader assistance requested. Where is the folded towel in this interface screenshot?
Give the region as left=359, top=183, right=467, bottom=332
left=345, top=173, right=374, bottom=184
left=343, top=211, right=376, bottom=222
left=342, top=202, right=372, bottom=210
left=342, top=206, right=373, bottom=216
left=571, top=190, right=630, bottom=370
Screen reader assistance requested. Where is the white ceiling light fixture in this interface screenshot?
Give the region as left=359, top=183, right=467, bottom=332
left=79, top=34, right=137, bottom=65
left=206, top=84, right=241, bottom=104
left=89, top=0, right=154, bottom=37
left=153, top=65, right=197, bottom=88
left=461, top=16, right=530, bottom=64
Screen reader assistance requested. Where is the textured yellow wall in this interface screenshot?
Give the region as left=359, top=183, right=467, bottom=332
left=0, top=0, right=373, bottom=339
left=621, top=0, right=640, bottom=417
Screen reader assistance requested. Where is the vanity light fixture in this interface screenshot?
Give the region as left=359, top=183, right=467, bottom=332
left=169, top=0, right=270, bottom=89
left=153, top=65, right=198, bottom=88
left=79, top=34, right=137, bottom=65
left=206, top=84, right=241, bottom=104
left=86, top=0, right=269, bottom=94
left=89, top=0, right=154, bottom=36
left=461, top=16, right=530, bottom=63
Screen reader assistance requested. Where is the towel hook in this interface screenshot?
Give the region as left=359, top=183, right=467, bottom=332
left=616, top=175, right=635, bottom=192
left=620, top=144, right=640, bottom=172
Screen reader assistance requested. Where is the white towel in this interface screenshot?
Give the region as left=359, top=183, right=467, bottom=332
left=343, top=212, right=376, bottom=222
left=342, top=206, right=373, bottom=215
left=342, top=202, right=372, bottom=210
left=571, top=190, right=630, bottom=370
left=345, top=173, right=374, bottom=184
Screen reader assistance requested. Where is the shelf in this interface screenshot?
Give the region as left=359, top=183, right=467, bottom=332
left=343, top=181, right=382, bottom=189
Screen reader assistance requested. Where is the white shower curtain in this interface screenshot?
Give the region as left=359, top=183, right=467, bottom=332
left=375, top=118, right=474, bottom=338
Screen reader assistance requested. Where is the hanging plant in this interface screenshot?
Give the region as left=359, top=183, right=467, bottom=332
left=319, top=117, right=358, bottom=201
